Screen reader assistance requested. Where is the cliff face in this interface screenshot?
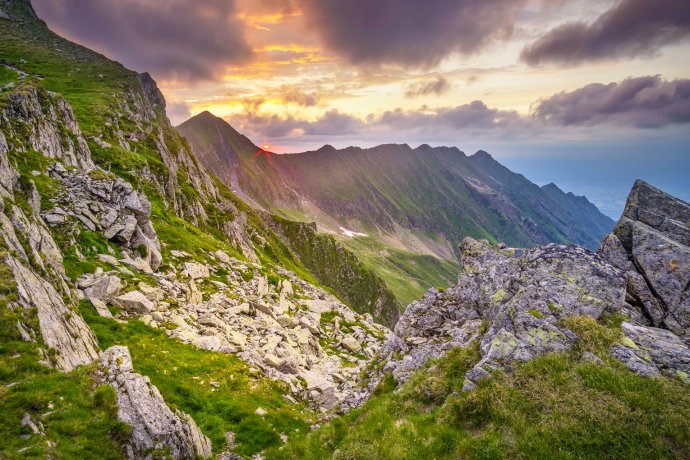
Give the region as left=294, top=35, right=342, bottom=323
left=375, top=180, right=689, bottom=394
left=599, top=180, right=690, bottom=344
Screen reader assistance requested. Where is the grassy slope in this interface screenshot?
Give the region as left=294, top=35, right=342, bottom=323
left=0, top=9, right=323, bottom=458
left=340, top=236, right=461, bottom=306
left=80, top=302, right=316, bottom=457
left=0, top=247, right=129, bottom=459
left=268, top=316, right=690, bottom=459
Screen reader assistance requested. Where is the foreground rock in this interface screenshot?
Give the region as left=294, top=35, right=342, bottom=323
left=99, top=346, right=212, bottom=459
left=381, top=239, right=628, bottom=390
left=599, top=180, right=690, bottom=344
left=378, top=181, right=690, bottom=393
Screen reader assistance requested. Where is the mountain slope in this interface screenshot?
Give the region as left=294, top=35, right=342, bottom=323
left=178, top=112, right=614, bottom=304
left=0, top=2, right=398, bottom=457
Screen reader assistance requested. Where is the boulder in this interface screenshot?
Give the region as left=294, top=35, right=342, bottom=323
left=600, top=180, right=690, bottom=343
left=100, top=346, right=212, bottom=459
left=341, top=336, right=362, bottom=353
left=183, top=262, right=210, bottom=279
left=78, top=273, right=122, bottom=301
left=113, top=291, right=155, bottom=314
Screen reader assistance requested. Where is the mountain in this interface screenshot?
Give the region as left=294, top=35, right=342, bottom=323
left=0, top=2, right=399, bottom=456
left=2, top=2, right=689, bottom=459
left=178, top=112, right=614, bottom=303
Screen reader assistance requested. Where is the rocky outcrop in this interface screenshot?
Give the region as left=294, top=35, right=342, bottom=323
left=45, top=163, right=162, bottom=270
left=381, top=239, right=628, bottom=389
left=6, top=255, right=99, bottom=371
left=378, top=181, right=690, bottom=393
left=0, top=86, right=95, bottom=171
left=99, top=346, right=212, bottom=459
left=222, top=212, right=259, bottom=263
left=599, top=180, right=690, bottom=344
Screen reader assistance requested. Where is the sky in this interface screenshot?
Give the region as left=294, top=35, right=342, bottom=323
left=33, top=0, right=690, bottom=218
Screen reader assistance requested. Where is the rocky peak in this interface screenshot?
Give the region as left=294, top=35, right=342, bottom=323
left=599, top=179, right=690, bottom=343
left=0, top=0, right=38, bottom=21
left=137, top=72, right=166, bottom=111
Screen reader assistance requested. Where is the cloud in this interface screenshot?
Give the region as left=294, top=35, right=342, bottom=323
left=522, top=0, right=690, bottom=66
left=404, top=77, right=451, bottom=98
left=226, top=76, right=690, bottom=146
left=379, top=101, right=526, bottom=131
left=167, top=101, right=192, bottom=126
left=32, top=0, right=253, bottom=82
left=532, top=76, right=690, bottom=127
left=281, top=87, right=320, bottom=106
left=297, top=0, right=526, bottom=68
left=229, top=109, right=364, bottom=139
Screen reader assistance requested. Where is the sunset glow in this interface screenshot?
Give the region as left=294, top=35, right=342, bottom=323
left=32, top=0, right=690, bottom=212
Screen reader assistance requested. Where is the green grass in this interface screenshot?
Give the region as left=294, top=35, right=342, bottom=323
left=268, top=323, right=690, bottom=460
left=79, top=301, right=316, bottom=457
left=340, top=236, right=461, bottom=306
left=0, top=65, right=19, bottom=87
left=0, top=248, right=128, bottom=459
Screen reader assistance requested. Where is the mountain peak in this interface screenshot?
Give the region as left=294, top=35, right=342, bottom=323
left=472, top=150, right=493, bottom=160
left=0, top=0, right=38, bottom=22
left=317, top=144, right=337, bottom=153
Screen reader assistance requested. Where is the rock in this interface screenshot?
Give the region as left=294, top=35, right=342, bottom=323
left=223, top=214, right=259, bottom=263
left=255, top=407, right=267, bottom=416
left=112, top=291, right=155, bottom=314
left=100, top=346, right=212, bottom=459
left=379, top=237, right=626, bottom=389
left=183, top=262, right=210, bottom=279
left=341, top=336, right=362, bottom=353
left=600, top=180, right=690, bottom=343
left=6, top=255, right=99, bottom=371
left=611, top=322, right=690, bottom=383
left=78, top=273, right=122, bottom=301
left=214, top=250, right=231, bottom=264
left=98, top=253, right=120, bottom=266
left=265, top=354, right=285, bottom=369
left=90, top=298, right=113, bottom=318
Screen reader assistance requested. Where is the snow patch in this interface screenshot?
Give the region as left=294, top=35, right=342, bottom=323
left=340, top=226, right=367, bottom=238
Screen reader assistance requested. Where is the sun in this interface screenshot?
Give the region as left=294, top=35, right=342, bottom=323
left=262, top=144, right=270, bottom=150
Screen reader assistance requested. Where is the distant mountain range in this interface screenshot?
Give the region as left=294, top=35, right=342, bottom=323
left=178, top=111, right=614, bottom=303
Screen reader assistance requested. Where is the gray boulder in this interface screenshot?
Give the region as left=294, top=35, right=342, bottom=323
left=100, top=346, right=212, bottom=459
left=600, top=180, right=690, bottom=344
left=611, top=322, right=690, bottom=383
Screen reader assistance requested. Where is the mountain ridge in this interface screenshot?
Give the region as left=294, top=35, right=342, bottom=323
left=178, top=111, right=614, bottom=304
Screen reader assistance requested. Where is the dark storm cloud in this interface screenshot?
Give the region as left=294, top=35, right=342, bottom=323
left=297, top=0, right=526, bottom=68
left=522, top=0, right=690, bottom=66
left=404, top=77, right=451, bottom=98
left=32, top=0, right=253, bottom=82
left=533, top=76, right=690, bottom=128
